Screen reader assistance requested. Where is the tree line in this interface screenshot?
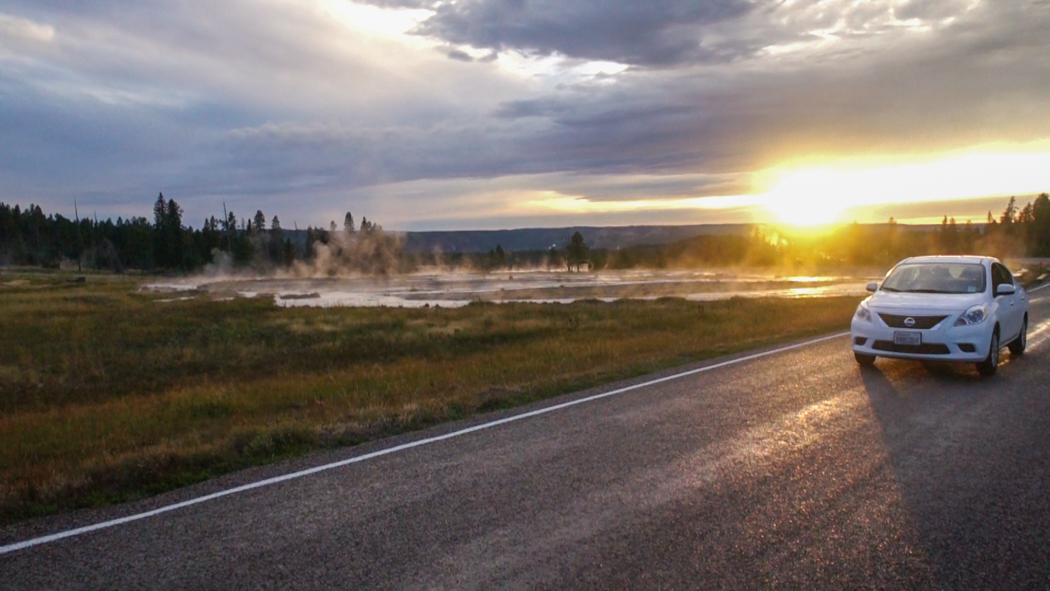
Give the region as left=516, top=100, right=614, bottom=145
left=773, top=193, right=1050, bottom=268
left=0, top=193, right=398, bottom=273
left=584, top=193, right=1050, bottom=270
left=1, top=192, right=1048, bottom=273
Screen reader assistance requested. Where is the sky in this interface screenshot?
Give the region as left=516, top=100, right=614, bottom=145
left=2, top=0, right=1049, bottom=231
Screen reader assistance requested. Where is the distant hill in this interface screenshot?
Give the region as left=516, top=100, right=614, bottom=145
left=397, top=224, right=755, bottom=253
left=281, top=222, right=949, bottom=254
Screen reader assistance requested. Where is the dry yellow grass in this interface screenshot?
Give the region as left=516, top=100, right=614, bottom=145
left=0, top=271, right=861, bottom=523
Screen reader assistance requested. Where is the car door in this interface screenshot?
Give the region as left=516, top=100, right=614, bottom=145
left=1002, top=264, right=1027, bottom=333
left=992, top=263, right=1021, bottom=341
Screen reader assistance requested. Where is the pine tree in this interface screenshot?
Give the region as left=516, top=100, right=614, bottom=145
left=152, top=193, right=168, bottom=268
left=1000, top=196, right=1017, bottom=227
left=567, top=231, right=588, bottom=272
left=166, top=198, right=184, bottom=268
left=305, top=227, right=317, bottom=260
left=269, top=216, right=284, bottom=263
left=153, top=193, right=166, bottom=229
left=1031, top=193, right=1050, bottom=256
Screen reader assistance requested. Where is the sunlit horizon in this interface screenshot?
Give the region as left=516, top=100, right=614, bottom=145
left=757, top=149, right=1050, bottom=227
left=500, top=149, right=1050, bottom=231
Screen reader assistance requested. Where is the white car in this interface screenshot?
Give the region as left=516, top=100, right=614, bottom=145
left=851, top=255, right=1028, bottom=376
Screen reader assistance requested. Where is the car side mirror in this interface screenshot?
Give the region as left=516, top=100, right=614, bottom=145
left=866, top=281, right=878, bottom=293
left=996, top=283, right=1016, bottom=296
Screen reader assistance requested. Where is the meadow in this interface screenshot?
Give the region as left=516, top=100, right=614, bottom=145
left=0, top=270, right=862, bottom=524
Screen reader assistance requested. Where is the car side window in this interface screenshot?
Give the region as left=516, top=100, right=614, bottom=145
left=992, top=263, right=1012, bottom=292
left=1001, top=265, right=1016, bottom=285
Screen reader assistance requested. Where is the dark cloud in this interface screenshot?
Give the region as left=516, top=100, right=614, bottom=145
left=446, top=48, right=474, bottom=61
left=215, top=118, right=557, bottom=190
left=547, top=172, right=749, bottom=202
left=364, top=0, right=993, bottom=68
left=0, top=68, right=214, bottom=205
left=894, top=0, right=972, bottom=20
left=494, top=98, right=573, bottom=119
left=404, top=0, right=758, bottom=66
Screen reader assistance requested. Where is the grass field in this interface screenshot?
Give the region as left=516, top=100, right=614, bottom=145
left=0, top=270, right=862, bottom=524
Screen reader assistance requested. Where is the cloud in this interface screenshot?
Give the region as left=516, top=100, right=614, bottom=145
left=325, top=171, right=764, bottom=231
left=2, top=0, right=519, bottom=120
left=446, top=48, right=475, bottom=61
left=363, top=0, right=987, bottom=67
left=894, top=0, right=978, bottom=21
left=491, top=1, right=1050, bottom=172
left=0, top=12, right=54, bottom=46
left=410, top=0, right=756, bottom=67
left=0, top=0, right=1048, bottom=229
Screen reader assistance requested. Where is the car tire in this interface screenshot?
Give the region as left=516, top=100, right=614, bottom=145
left=977, top=330, right=999, bottom=377
left=854, top=352, right=876, bottom=367
left=1008, top=317, right=1027, bottom=356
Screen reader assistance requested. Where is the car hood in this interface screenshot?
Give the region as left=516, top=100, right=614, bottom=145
left=868, top=291, right=986, bottom=312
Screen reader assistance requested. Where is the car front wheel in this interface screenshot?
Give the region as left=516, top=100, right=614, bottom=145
left=977, top=330, right=999, bottom=377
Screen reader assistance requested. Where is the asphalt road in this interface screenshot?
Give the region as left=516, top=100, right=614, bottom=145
left=3, top=291, right=1049, bottom=589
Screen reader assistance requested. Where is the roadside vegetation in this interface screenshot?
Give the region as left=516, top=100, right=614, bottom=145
left=3, top=192, right=1049, bottom=276
left=589, top=195, right=1050, bottom=271
left=0, top=271, right=862, bottom=524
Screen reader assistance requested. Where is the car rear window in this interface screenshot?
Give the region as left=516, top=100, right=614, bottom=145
left=881, top=263, right=986, bottom=294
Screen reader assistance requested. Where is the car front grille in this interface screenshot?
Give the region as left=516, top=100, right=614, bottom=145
left=877, top=313, right=949, bottom=329
left=872, top=341, right=951, bottom=355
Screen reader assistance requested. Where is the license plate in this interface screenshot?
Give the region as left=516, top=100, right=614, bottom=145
left=894, top=331, right=921, bottom=346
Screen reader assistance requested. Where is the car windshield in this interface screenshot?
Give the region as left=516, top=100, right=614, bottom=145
left=881, top=263, right=986, bottom=294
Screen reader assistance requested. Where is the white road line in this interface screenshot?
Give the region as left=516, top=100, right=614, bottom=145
left=1026, top=324, right=1050, bottom=350
left=1028, top=282, right=1050, bottom=293
left=1, top=331, right=849, bottom=556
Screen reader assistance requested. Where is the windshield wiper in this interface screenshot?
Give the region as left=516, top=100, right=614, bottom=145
left=903, top=289, right=954, bottom=294
left=880, top=286, right=900, bottom=292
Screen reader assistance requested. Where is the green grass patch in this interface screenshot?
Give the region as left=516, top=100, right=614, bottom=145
left=0, top=270, right=862, bottom=524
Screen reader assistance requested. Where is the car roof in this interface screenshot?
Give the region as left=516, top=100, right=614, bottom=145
left=899, top=255, right=996, bottom=266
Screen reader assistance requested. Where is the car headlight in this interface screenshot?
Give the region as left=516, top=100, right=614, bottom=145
left=955, top=304, right=988, bottom=326
left=854, top=301, right=872, bottom=322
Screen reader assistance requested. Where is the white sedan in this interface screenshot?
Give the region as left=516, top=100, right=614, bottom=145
left=851, top=255, right=1028, bottom=376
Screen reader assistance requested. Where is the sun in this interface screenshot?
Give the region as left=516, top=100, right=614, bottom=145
left=759, top=149, right=1050, bottom=226
left=762, top=169, right=851, bottom=226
